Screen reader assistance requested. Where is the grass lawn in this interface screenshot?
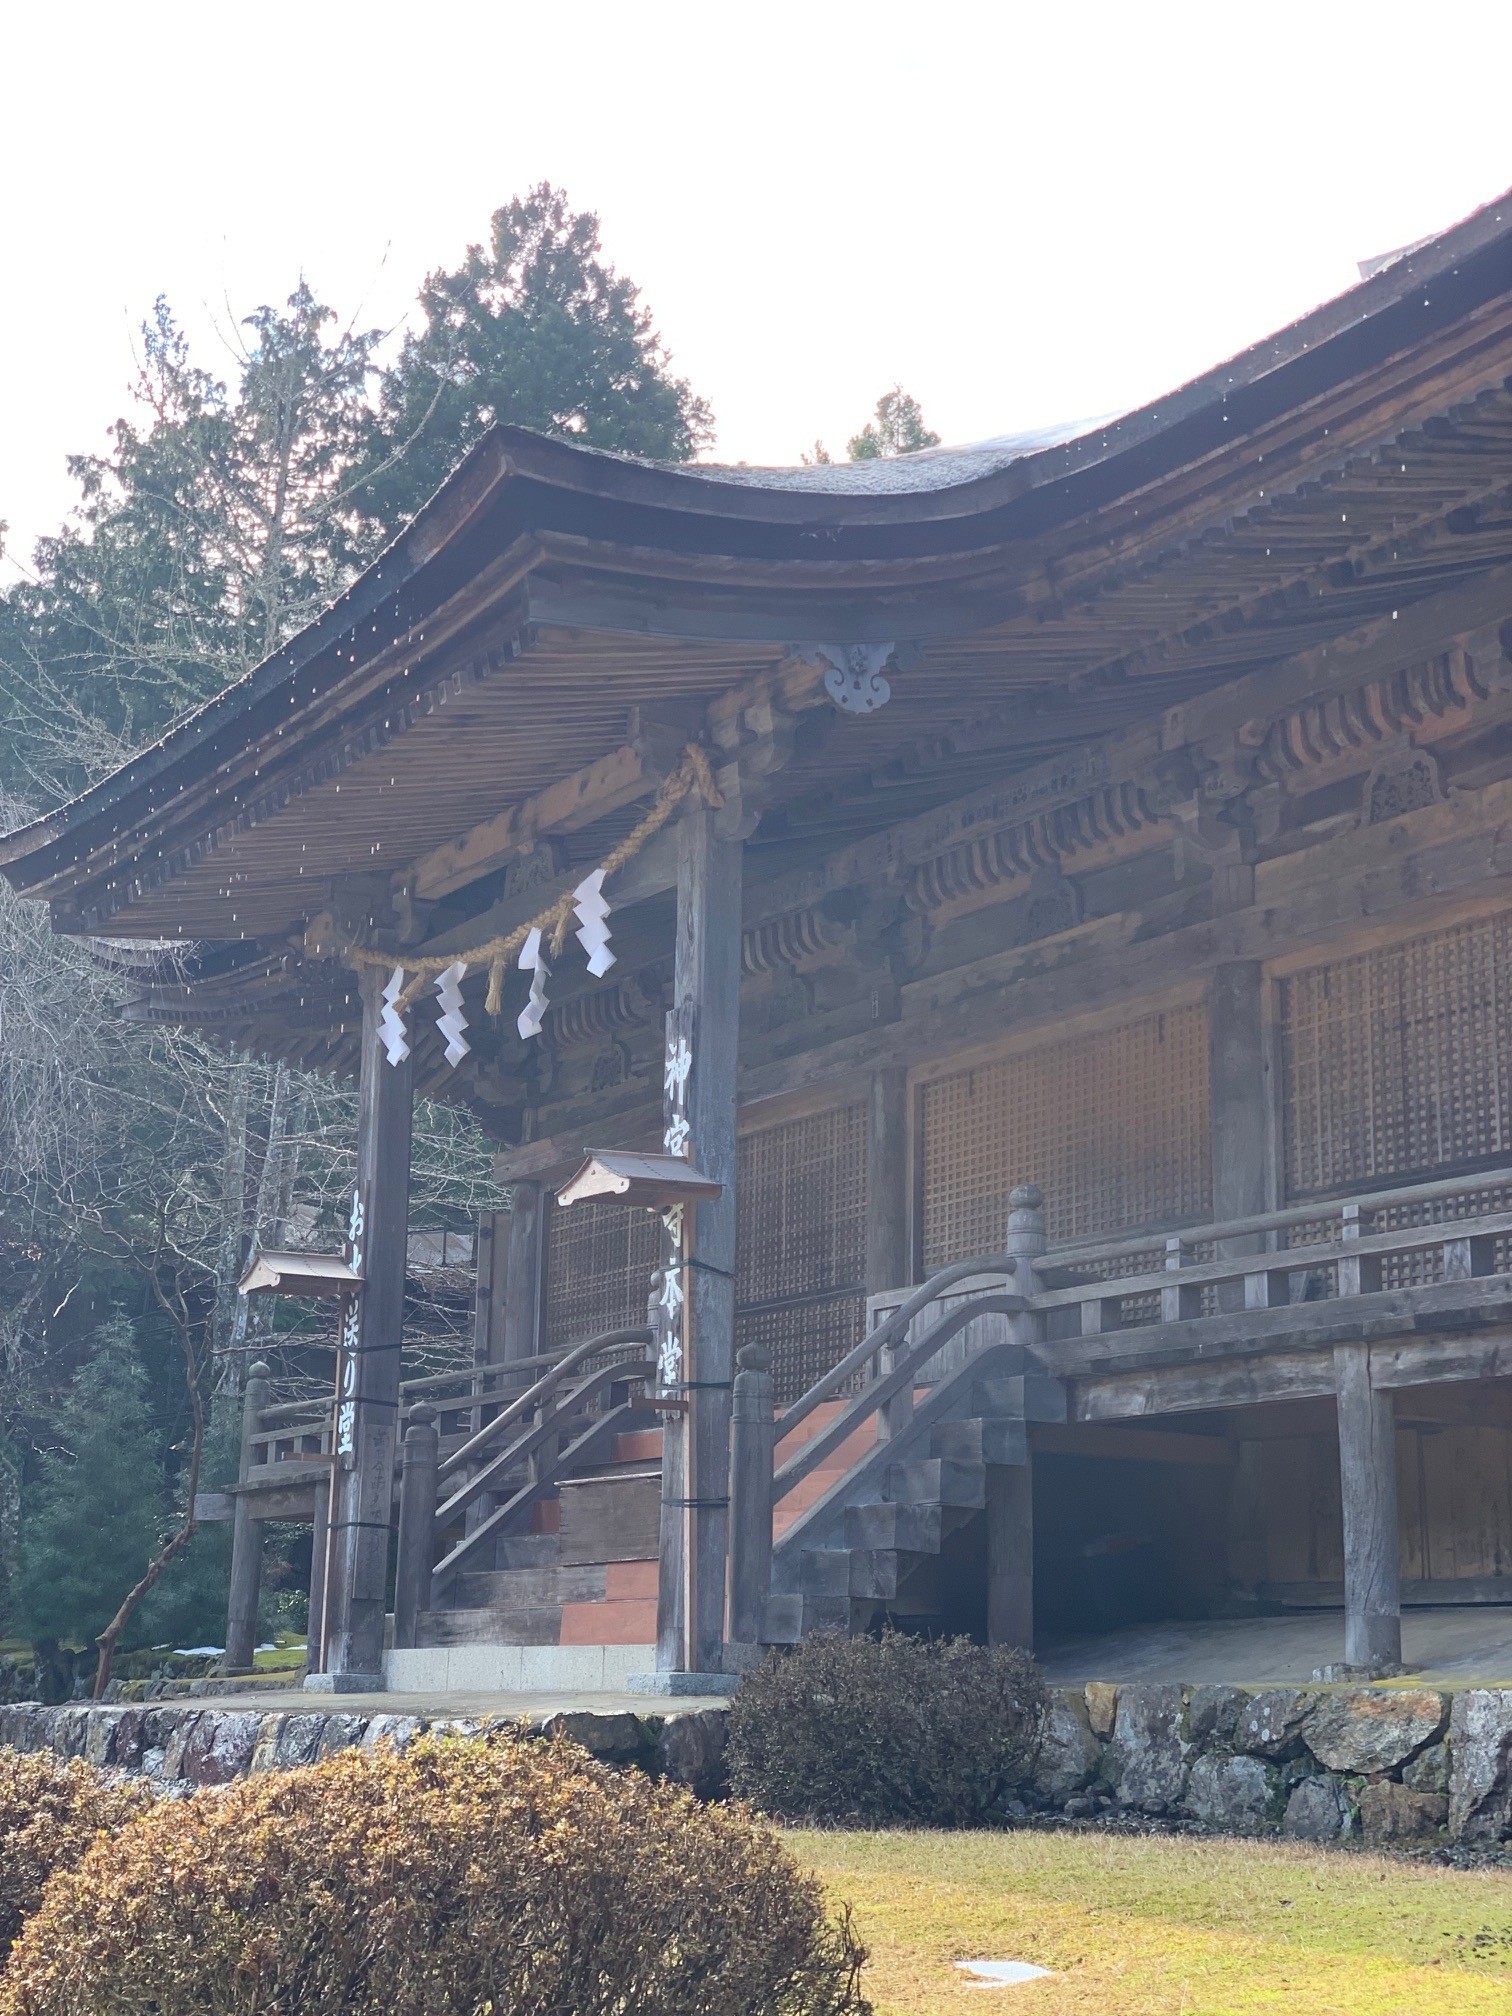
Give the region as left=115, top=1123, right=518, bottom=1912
left=794, top=1828, right=1512, bottom=2015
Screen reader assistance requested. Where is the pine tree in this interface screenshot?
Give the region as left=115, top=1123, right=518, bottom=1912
left=18, top=1315, right=165, bottom=1658
left=353, top=184, right=713, bottom=536
left=847, top=386, right=941, bottom=460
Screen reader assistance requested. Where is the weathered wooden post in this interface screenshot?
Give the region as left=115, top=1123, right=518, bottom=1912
left=306, top=1475, right=331, bottom=1675
left=1334, top=1343, right=1402, bottom=1673
left=648, top=793, right=742, bottom=1686
left=224, top=1359, right=270, bottom=1674
left=1334, top=1201, right=1400, bottom=1673
left=727, top=1344, right=775, bottom=1653
left=393, top=1403, right=439, bottom=1651
left=985, top=1186, right=1045, bottom=1652
left=316, top=962, right=415, bottom=1690
left=501, top=1182, right=546, bottom=1364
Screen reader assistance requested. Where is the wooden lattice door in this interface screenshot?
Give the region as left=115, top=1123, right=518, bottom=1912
left=734, top=1104, right=868, bottom=1406
left=1280, top=912, right=1512, bottom=1197
left=919, top=1005, right=1212, bottom=1267
left=544, top=1195, right=661, bottom=1354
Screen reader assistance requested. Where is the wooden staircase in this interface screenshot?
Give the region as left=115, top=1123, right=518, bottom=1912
left=763, top=1350, right=1062, bottom=1641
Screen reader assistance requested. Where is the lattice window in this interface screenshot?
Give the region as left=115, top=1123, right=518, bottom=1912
left=736, top=1105, right=868, bottom=1405
left=1281, top=913, right=1512, bottom=1200
left=545, top=1197, right=660, bottom=1353
left=545, top=1104, right=869, bottom=1401
left=920, top=1005, right=1212, bottom=1270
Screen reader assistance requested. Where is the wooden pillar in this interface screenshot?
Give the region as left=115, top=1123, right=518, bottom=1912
left=986, top=1461, right=1034, bottom=1650
left=985, top=1184, right=1046, bottom=1652
left=224, top=1358, right=270, bottom=1674
left=393, top=1404, right=439, bottom=1650
left=654, top=800, right=742, bottom=1679
left=321, top=964, right=414, bottom=1686
left=866, top=1067, right=911, bottom=1294
left=502, top=1183, right=545, bottom=1364
left=306, top=1475, right=330, bottom=1675
left=727, top=1344, right=775, bottom=1651
left=1334, top=1341, right=1402, bottom=1673
left=1208, top=962, right=1272, bottom=1310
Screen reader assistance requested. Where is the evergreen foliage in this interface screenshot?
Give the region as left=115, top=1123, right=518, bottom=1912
left=17, top=1316, right=164, bottom=1657
left=846, top=386, right=941, bottom=460
left=353, top=184, right=713, bottom=535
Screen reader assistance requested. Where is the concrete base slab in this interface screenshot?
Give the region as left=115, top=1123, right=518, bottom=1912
left=626, top=1670, right=737, bottom=1697
left=303, top=1672, right=385, bottom=1694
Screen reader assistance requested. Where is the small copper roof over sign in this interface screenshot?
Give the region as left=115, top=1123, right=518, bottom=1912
left=237, top=1250, right=363, bottom=1298
left=556, top=1151, right=724, bottom=1210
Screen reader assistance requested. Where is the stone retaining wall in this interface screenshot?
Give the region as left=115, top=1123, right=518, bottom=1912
left=5, top=1682, right=1512, bottom=1846
left=0, top=1699, right=728, bottom=1799
left=1037, top=1682, right=1512, bottom=1846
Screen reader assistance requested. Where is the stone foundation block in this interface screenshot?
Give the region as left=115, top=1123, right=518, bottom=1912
left=1302, top=1688, right=1447, bottom=1776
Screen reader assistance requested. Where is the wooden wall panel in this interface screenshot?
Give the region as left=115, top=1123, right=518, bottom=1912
left=1258, top=1424, right=1512, bottom=1591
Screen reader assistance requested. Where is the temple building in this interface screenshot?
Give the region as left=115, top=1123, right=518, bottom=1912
left=7, top=191, right=1512, bottom=1690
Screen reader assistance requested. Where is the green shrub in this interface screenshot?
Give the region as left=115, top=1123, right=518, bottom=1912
left=728, top=1630, right=1048, bottom=1826
left=0, top=1751, right=149, bottom=1964
left=0, top=1733, right=868, bottom=2016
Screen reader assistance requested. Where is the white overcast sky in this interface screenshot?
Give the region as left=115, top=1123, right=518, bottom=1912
left=3, top=0, right=1511, bottom=582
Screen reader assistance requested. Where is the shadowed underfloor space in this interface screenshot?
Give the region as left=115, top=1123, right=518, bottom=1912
left=795, top=1829, right=1512, bottom=2015
left=1035, top=1607, right=1512, bottom=1687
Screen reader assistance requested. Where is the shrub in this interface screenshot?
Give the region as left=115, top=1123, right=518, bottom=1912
left=0, top=1751, right=150, bottom=1964
left=0, top=1732, right=868, bottom=2016
left=727, top=1630, right=1049, bottom=1826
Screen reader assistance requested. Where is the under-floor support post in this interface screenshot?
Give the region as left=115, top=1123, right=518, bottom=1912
left=224, top=1358, right=271, bottom=1673
left=985, top=1456, right=1034, bottom=1651
left=1333, top=1341, right=1402, bottom=1673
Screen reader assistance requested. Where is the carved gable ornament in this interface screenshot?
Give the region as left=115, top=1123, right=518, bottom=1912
left=1361, top=737, right=1442, bottom=826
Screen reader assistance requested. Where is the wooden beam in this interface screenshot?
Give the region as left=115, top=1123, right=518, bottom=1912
left=502, top=1182, right=545, bottom=1364
left=409, top=743, right=654, bottom=903
left=1032, top=1423, right=1237, bottom=1466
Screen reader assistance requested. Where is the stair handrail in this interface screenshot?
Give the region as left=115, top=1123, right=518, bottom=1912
left=434, top=1355, right=657, bottom=1530
left=777, top=1254, right=1022, bottom=1440
left=772, top=1291, right=1025, bottom=1508
left=426, top=1352, right=657, bottom=1596
left=435, top=1324, right=654, bottom=1484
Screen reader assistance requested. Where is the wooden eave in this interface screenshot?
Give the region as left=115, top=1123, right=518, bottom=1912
left=3, top=187, right=1512, bottom=950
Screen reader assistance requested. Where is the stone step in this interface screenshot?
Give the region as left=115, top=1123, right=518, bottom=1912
left=494, top=1534, right=563, bottom=1569
left=886, top=1456, right=987, bottom=1508
left=972, top=1371, right=1066, bottom=1423
left=799, top=1549, right=852, bottom=1598
left=845, top=1499, right=946, bottom=1554
left=800, top=1592, right=854, bottom=1635
left=414, top=1605, right=562, bottom=1647
left=847, top=1547, right=935, bottom=1601
left=930, top=1417, right=1027, bottom=1465
left=454, top=1564, right=606, bottom=1608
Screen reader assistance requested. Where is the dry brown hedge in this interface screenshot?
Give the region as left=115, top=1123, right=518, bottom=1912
left=0, top=1751, right=150, bottom=1965
left=0, top=1732, right=869, bottom=2016
left=728, top=1630, right=1048, bottom=1826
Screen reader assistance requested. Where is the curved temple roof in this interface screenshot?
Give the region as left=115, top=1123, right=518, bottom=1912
left=3, top=183, right=1511, bottom=953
